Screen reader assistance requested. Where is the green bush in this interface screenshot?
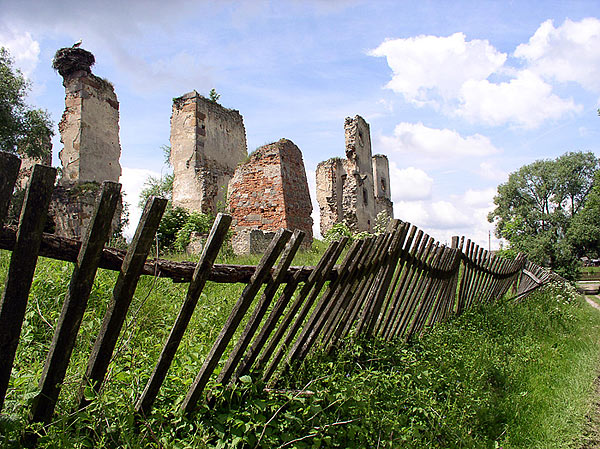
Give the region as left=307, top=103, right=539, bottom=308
left=174, top=211, right=215, bottom=252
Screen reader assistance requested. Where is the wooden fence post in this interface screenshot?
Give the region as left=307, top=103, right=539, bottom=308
left=0, top=164, right=56, bottom=411
left=78, top=196, right=168, bottom=410
left=0, top=151, right=21, bottom=227
left=136, top=213, right=232, bottom=417
left=30, top=181, right=121, bottom=425
left=181, top=229, right=292, bottom=413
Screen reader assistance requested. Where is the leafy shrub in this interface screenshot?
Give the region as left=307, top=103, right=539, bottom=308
left=174, top=211, right=215, bottom=252
left=156, top=206, right=189, bottom=251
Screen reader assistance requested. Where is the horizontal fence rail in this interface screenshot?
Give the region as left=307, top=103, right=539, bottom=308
left=0, top=152, right=568, bottom=433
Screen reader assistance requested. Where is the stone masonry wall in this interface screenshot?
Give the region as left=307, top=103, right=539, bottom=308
left=58, top=72, right=121, bottom=184
left=170, top=91, right=247, bottom=214
left=316, top=115, right=394, bottom=235
left=372, top=154, right=394, bottom=218
left=228, top=139, right=313, bottom=253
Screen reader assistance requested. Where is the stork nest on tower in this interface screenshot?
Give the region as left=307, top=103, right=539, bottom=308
left=52, top=47, right=95, bottom=78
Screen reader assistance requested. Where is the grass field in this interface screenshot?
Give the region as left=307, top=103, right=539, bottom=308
left=1, top=248, right=599, bottom=448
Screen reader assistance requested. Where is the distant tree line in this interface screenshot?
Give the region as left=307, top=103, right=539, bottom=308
left=488, top=151, right=600, bottom=278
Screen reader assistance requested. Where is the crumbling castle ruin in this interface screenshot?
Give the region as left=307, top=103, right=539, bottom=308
left=49, top=47, right=122, bottom=238
left=316, top=115, right=393, bottom=235
left=227, top=139, right=313, bottom=253
left=170, top=91, right=247, bottom=215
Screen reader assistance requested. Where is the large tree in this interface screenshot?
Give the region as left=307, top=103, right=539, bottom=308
left=0, top=47, right=53, bottom=158
left=488, top=151, right=599, bottom=278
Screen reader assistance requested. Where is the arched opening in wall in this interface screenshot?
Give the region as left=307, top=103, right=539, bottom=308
left=381, top=178, right=386, bottom=192
left=363, top=187, right=368, bottom=205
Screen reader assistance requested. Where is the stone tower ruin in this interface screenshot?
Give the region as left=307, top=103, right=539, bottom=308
left=170, top=91, right=247, bottom=215
left=316, top=115, right=393, bottom=236
left=50, top=46, right=122, bottom=239
left=227, top=139, right=313, bottom=254
left=54, top=48, right=121, bottom=184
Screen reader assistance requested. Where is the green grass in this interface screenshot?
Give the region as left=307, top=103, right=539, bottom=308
left=1, top=248, right=599, bottom=448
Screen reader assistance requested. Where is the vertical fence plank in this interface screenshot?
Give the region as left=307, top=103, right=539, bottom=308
left=181, top=229, right=292, bottom=413
left=135, top=213, right=232, bottom=417
left=282, top=239, right=367, bottom=370
left=78, top=196, right=168, bottom=409
left=0, top=151, right=21, bottom=227
left=216, top=230, right=305, bottom=387
left=30, top=181, right=121, bottom=424
left=0, top=164, right=56, bottom=411
left=260, top=238, right=348, bottom=384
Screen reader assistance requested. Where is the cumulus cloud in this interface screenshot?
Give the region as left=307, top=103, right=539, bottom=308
left=478, top=162, right=507, bottom=181
left=515, top=18, right=600, bottom=92
left=369, top=32, right=506, bottom=106
left=462, top=188, right=496, bottom=208
left=0, top=28, right=40, bottom=77
left=380, top=122, right=499, bottom=159
left=457, top=70, right=581, bottom=128
left=389, top=164, right=433, bottom=201
left=371, top=18, right=600, bottom=128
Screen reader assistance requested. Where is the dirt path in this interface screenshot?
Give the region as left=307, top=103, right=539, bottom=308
left=586, top=296, right=600, bottom=311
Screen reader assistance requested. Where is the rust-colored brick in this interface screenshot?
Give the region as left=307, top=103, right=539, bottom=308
left=228, top=139, right=313, bottom=247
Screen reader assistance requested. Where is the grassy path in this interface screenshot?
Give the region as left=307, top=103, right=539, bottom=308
left=581, top=296, right=600, bottom=449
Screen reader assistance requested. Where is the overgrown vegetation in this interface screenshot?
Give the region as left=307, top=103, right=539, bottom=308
left=1, top=246, right=599, bottom=448
left=0, top=47, right=54, bottom=158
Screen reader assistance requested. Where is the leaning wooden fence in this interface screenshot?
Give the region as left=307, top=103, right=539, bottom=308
left=0, top=152, right=562, bottom=428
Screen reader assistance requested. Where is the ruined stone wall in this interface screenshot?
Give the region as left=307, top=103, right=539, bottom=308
left=343, top=116, right=377, bottom=232
left=17, top=149, right=52, bottom=191
left=51, top=47, right=122, bottom=239
left=170, top=91, right=247, bottom=214
left=316, top=115, right=394, bottom=235
left=316, top=158, right=344, bottom=236
left=58, top=73, right=121, bottom=184
left=372, top=154, right=394, bottom=218
left=227, top=139, right=313, bottom=253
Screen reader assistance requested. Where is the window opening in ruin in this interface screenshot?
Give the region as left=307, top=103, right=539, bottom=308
left=363, top=188, right=368, bottom=205
left=381, top=178, right=386, bottom=192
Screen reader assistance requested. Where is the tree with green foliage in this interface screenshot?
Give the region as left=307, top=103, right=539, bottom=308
left=0, top=47, right=53, bottom=158
left=488, top=151, right=599, bottom=278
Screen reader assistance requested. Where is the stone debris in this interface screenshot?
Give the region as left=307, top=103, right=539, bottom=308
left=170, top=91, right=247, bottom=215
left=227, top=139, right=313, bottom=254
left=316, top=115, right=393, bottom=235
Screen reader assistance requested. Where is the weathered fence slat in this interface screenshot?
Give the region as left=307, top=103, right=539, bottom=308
left=320, top=237, right=380, bottom=349
left=392, top=236, right=434, bottom=339
left=260, top=238, right=348, bottom=384
left=30, top=181, right=122, bottom=424
left=284, top=238, right=366, bottom=367
left=135, top=213, right=232, bottom=417
left=0, top=151, right=21, bottom=227
left=0, top=164, right=56, bottom=411
left=181, top=229, right=292, bottom=413
left=78, top=196, right=168, bottom=409
left=377, top=225, right=418, bottom=339
left=217, top=230, right=305, bottom=388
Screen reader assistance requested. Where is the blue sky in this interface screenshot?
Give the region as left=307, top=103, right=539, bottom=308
left=2, top=0, right=600, bottom=247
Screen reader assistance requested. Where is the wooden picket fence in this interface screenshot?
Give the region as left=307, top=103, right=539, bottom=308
left=0, top=152, right=563, bottom=430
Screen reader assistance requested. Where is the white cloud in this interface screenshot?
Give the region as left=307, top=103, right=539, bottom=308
left=457, top=70, right=581, bottom=128
left=369, top=32, right=506, bottom=105
left=478, top=162, right=507, bottom=181
left=380, top=122, right=499, bottom=159
left=0, top=28, right=40, bottom=77
left=515, top=18, right=600, bottom=92
left=120, top=167, right=161, bottom=239
left=371, top=22, right=596, bottom=128
left=462, top=188, right=496, bottom=208
left=389, top=164, right=433, bottom=201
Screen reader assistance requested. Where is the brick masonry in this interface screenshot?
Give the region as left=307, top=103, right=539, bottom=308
left=227, top=139, right=313, bottom=253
